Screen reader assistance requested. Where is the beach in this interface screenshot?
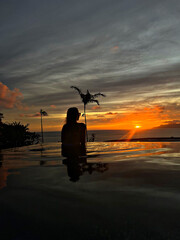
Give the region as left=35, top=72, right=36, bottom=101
left=0, top=141, right=180, bottom=239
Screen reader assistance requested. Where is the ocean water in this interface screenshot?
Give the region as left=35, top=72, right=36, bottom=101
left=40, top=128, right=180, bottom=143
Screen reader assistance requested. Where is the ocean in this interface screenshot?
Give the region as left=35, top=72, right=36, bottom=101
left=40, top=128, right=180, bottom=143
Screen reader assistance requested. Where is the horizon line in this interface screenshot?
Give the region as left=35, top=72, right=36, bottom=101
left=34, top=127, right=180, bottom=133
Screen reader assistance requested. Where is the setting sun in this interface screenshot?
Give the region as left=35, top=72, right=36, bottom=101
left=135, top=125, right=141, bottom=129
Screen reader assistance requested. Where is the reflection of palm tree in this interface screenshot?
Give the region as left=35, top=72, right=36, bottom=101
left=40, top=109, right=48, bottom=143
left=63, top=157, right=109, bottom=182
left=71, top=86, right=105, bottom=141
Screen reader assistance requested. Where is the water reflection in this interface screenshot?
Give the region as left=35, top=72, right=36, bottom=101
left=63, top=157, right=108, bottom=182
left=0, top=141, right=179, bottom=188
left=0, top=150, right=9, bottom=189
left=87, top=142, right=180, bottom=160
left=62, top=142, right=108, bottom=181
left=40, top=145, right=46, bottom=165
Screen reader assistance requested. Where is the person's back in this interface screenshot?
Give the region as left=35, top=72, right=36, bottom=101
left=62, top=122, right=85, bottom=145
left=61, top=108, right=86, bottom=157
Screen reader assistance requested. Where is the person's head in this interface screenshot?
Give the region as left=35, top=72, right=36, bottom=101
left=66, top=107, right=81, bottom=124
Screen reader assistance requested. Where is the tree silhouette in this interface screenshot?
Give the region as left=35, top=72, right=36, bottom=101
left=0, top=121, right=39, bottom=148
left=71, top=86, right=105, bottom=141
left=40, top=109, right=48, bottom=143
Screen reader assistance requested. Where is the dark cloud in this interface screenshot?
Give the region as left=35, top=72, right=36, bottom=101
left=24, top=113, right=41, bottom=118
left=165, top=120, right=180, bottom=124
left=155, top=120, right=180, bottom=128
left=105, top=112, right=118, bottom=115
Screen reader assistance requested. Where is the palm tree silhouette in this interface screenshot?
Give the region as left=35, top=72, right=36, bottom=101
left=71, top=86, right=105, bottom=141
left=40, top=109, right=48, bottom=143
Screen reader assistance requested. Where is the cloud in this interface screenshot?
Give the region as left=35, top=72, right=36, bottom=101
left=50, top=105, right=56, bottom=108
left=155, top=120, right=180, bottom=128
left=111, top=46, right=119, bottom=53
left=88, top=104, right=169, bottom=129
left=105, top=112, right=118, bottom=115
left=29, top=113, right=41, bottom=117
left=91, top=106, right=100, bottom=110
left=1, top=0, right=180, bottom=131
left=164, top=120, right=180, bottom=124
left=143, top=105, right=164, bottom=113
left=20, top=112, right=41, bottom=118
left=0, top=82, right=25, bottom=109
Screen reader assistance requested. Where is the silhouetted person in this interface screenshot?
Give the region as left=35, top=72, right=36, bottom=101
left=61, top=108, right=109, bottom=182
left=61, top=107, right=86, bottom=157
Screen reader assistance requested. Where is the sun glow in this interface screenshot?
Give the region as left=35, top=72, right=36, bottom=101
left=135, top=125, right=141, bottom=129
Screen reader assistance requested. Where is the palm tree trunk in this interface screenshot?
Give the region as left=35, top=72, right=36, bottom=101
left=84, top=104, right=88, bottom=142
left=41, top=114, right=44, bottom=143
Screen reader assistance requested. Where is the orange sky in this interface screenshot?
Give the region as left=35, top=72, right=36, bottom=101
left=0, top=82, right=179, bottom=132
left=15, top=104, right=177, bottom=132
left=74, top=105, right=169, bottom=130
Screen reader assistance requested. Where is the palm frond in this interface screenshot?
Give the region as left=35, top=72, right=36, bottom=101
left=89, top=99, right=99, bottom=105
left=43, top=111, right=48, bottom=116
left=40, top=109, right=48, bottom=116
left=71, top=86, right=106, bottom=106
left=71, top=86, right=82, bottom=95
left=93, top=93, right=106, bottom=97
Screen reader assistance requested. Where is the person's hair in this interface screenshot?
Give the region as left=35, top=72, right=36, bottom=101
left=66, top=107, right=80, bottom=124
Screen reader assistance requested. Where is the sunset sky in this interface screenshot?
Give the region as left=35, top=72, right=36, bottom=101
left=0, top=0, right=180, bottom=131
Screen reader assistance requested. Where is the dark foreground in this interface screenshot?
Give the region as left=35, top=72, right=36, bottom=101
left=0, top=142, right=180, bottom=240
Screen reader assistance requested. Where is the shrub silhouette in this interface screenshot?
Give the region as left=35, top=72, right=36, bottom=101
left=0, top=121, right=39, bottom=149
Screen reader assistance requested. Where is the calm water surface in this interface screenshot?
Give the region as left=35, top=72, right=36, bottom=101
left=0, top=141, right=180, bottom=189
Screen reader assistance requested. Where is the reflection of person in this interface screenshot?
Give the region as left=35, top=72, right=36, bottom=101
left=65, top=158, right=86, bottom=182
left=61, top=107, right=86, bottom=157
left=63, top=157, right=109, bottom=182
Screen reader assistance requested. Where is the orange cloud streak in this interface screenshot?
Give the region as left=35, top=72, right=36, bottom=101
left=91, top=105, right=100, bottom=110
left=50, top=105, right=56, bottom=108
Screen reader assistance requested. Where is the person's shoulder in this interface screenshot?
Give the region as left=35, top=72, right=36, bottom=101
left=78, top=123, right=86, bottom=129
left=62, top=124, right=68, bottom=130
